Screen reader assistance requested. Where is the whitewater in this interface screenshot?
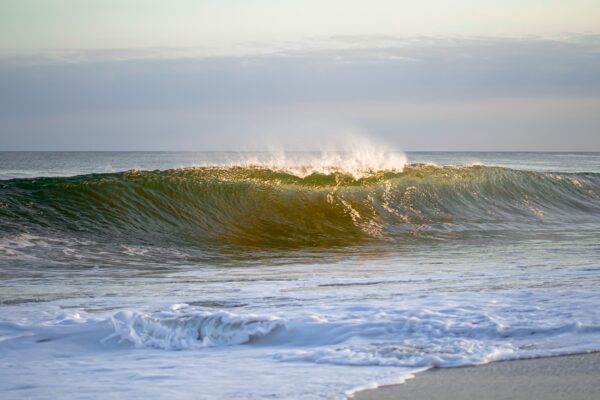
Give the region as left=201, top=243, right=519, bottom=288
left=1, top=151, right=599, bottom=399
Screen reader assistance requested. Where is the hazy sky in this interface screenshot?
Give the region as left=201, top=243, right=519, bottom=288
left=1, top=1, right=599, bottom=150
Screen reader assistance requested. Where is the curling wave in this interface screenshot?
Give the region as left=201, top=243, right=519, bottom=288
left=1, top=164, right=599, bottom=249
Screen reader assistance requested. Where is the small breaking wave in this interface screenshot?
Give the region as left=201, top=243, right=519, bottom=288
left=6, top=305, right=598, bottom=368
left=103, top=310, right=285, bottom=350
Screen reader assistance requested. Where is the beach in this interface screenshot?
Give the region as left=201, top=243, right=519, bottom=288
left=354, top=352, right=600, bottom=400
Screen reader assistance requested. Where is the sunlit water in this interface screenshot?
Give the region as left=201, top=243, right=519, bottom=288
left=1, top=151, right=599, bottom=399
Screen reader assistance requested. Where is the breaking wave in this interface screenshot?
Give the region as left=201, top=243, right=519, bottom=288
left=1, top=164, right=599, bottom=249
left=104, top=310, right=285, bottom=350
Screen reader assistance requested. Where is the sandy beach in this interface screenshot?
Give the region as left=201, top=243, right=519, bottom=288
left=353, top=352, right=600, bottom=400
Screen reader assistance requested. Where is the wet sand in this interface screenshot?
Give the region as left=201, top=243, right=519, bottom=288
left=352, top=352, right=600, bottom=400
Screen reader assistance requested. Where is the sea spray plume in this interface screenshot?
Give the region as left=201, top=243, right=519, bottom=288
left=222, top=136, right=407, bottom=179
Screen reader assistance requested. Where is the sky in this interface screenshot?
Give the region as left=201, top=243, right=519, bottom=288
left=1, top=1, right=599, bottom=151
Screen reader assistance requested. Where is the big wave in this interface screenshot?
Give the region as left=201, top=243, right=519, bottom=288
left=1, top=164, right=599, bottom=249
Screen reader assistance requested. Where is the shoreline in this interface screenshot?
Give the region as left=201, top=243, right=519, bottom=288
left=351, top=352, right=600, bottom=400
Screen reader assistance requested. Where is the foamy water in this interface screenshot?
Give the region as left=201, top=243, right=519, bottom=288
left=228, top=143, right=407, bottom=178
left=1, top=151, right=599, bottom=399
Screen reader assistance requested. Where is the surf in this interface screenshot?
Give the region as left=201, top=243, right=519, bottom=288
left=1, top=164, right=599, bottom=251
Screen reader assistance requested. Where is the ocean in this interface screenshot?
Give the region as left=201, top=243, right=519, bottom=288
left=1, top=151, right=599, bottom=399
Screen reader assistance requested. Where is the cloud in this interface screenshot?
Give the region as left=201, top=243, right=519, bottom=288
left=1, top=36, right=599, bottom=150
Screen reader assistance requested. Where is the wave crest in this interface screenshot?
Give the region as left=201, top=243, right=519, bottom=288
left=224, top=149, right=406, bottom=179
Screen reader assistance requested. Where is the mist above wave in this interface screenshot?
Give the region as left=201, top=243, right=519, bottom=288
left=222, top=148, right=407, bottom=179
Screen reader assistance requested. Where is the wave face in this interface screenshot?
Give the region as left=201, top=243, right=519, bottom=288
left=1, top=164, right=600, bottom=250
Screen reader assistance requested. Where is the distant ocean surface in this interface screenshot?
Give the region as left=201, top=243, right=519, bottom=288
left=1, top=151, right=599, bottom=399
